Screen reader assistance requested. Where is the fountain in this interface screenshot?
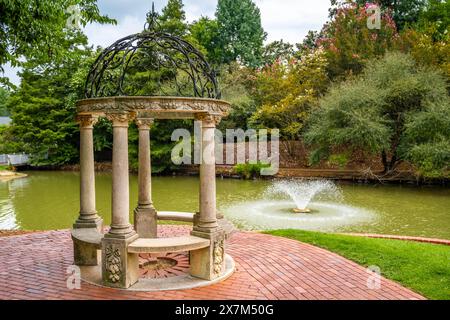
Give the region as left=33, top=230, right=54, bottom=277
left=223, top=179, right=374, bottom=232
left=268, top=180, right=341, bottom=213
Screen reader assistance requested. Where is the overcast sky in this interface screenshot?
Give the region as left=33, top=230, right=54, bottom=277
left=3, top=0, right=331, bottom=86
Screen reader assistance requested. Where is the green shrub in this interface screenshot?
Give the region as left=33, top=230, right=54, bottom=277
left=233, top=162, right=270, bottom=179
left=328, top=153, right=349, bottom=168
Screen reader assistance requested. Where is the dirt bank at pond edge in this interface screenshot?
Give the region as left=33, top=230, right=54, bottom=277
left=0, top=170, right=28, bottom=182
left=0, top=230, right=42, bottom=237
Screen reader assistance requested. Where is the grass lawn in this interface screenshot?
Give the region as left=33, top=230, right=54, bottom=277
left=266, top=229, right=450, bottom=300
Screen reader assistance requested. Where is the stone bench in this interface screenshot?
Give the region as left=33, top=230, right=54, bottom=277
left=156, top=211, right=235, bottom=238
left=157, top=211, right=194, bottom=223
left=71, top=228, right=103, bottom=248
left=128, top=236, right=210, bottom=254
left=71, top=228, right=103, bottom=265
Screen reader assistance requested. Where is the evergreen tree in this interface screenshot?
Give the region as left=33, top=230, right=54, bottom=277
left=158, top=0, right=187, bottom=36
left=216, top=0, right=267, bottom=67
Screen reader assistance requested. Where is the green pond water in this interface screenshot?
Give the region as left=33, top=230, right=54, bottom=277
left=1, top=171, right=449, bottom=239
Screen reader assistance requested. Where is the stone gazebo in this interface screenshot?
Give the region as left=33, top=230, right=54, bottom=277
left=71, top=11, right=234, bottom=290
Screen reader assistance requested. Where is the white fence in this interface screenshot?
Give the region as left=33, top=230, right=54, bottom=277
left=0, top=153, right=30, bottom=166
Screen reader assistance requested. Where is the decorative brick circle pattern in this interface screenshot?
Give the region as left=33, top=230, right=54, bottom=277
left=0, top=226, right=425, bottom=300
left=138, top=253, right=189, bottom=279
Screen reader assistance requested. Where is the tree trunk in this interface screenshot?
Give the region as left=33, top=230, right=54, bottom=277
left=381, top=150, right=399, bottom=175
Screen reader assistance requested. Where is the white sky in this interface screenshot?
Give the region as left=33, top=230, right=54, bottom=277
left=3, top=0, right=330, bottom=86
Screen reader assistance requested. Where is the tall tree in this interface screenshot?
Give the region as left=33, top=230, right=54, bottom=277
left=120, top=3, right=193, bottom=173
left=216, top=0, right=267, bottom=67
left=320, top=2, right=398, bottom=80
left=2, top=30, right=93, bottom=165
left=329, top=0, right=427, bottom=31
left=189, top=17, right=222, bottom=65
left=0, top=0, right=115, bottom=74
left=250, top=50, right=329, bottom=141
left=158, top=0, right=187, bottom=36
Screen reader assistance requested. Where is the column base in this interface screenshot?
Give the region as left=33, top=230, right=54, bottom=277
left=73, top=216, right=103, bottom=233
left=190, top=228, right=226, bottom=281
left=101, top=233, right=139, bottom=289
left=134, top=205, right=157, bottom=238
left=193, top=213, right=219, bottom=233
left=105, top=225, right=136, bottom=240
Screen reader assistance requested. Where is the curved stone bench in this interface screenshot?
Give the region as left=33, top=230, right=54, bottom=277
left=71, top=228, right=103, bottom=265
left=71, top=228, right=103, bottom=249
left=128, top=236, right=210, bottom=254
left=156, top=211, right=236, bottom=238
left=157, top=211, right=194, bottom=223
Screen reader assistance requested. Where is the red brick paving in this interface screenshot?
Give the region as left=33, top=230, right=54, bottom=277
left=0, top=226, right=425, bottom=300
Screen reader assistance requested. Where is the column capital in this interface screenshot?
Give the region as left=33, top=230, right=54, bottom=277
left=195, top=113, right=222, bottom=127
left=106, top=112, right=134, bottom=127
left=135, top=118, right=154, bottom=130
left=76, top=114, right=99, bottom=129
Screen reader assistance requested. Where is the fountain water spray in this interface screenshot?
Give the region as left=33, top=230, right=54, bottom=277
left=223, top=179, right=373, bottom=231
left=267, top=179, right=342, bottom=213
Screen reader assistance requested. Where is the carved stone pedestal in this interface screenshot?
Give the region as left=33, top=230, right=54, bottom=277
left=101, top=234, right=139, bottom=289
left=190, top=227, right=226, bottom=281
left=134, top=206, right=157, bottom=238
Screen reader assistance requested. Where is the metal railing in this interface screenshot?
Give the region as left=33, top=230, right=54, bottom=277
left=0, top=153, right=30, bottom=166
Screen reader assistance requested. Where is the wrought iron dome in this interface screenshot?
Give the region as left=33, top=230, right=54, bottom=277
left=84, top=4, right=220, bottom=99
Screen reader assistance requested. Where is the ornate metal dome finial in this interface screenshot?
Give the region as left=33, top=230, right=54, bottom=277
left=144, top=2, right=160, bottom=31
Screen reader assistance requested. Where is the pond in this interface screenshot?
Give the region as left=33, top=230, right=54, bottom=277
left=1, top=171, right=449, bottom=239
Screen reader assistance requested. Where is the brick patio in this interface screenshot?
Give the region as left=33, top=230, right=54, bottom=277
left=0, top=226, right=424, bottom=300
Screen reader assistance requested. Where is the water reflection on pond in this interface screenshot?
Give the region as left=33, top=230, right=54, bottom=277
left=0, top=171, right=449, bottom=239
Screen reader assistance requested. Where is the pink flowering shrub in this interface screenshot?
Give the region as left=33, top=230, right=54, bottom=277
left=318, top=1, right=398, bottom=79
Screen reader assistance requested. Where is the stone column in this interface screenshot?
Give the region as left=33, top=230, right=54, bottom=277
left=104, top=113, right=135, bottom=238
left=134, top=118, right=157, bottom=238
left=73, top=115, right=103, bottom=266
left=191, top=114, right=226, bottom=281
left=196, top=114, right=221, bottom=231
left=74, top=115, right=102, bottom=231
left=102, top=112, right=138, bottom=289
